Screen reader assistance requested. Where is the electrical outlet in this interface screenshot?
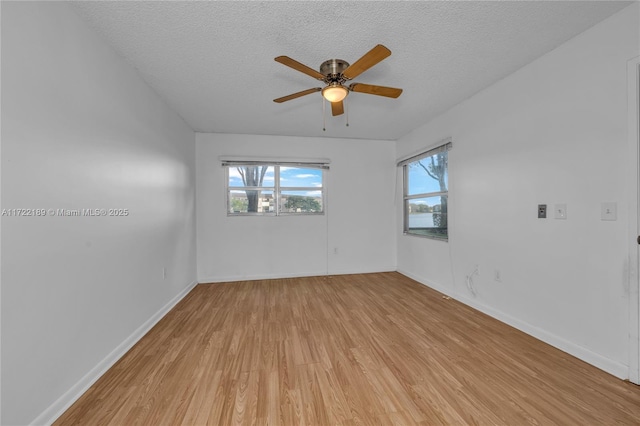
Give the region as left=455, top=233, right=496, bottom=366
left=494, top=269, right=501, bottom=282
left=538, top=204, right=547, bottom=218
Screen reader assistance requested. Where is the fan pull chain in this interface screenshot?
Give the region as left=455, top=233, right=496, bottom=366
left=322, top=98, right=326, bottom=131
left=345, top=98, right=349, bottom=127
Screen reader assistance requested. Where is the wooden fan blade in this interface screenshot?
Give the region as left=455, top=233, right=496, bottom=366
left=342, top=45, right=391, bottom=80
left=275, top=56, right=325, bottom=80
left=349, top=83, right=403, bottom=98
left=331, top=101, right=344, bottom=116
left=273, top=88, right=321, bottom=103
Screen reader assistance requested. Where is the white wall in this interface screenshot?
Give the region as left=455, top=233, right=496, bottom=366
left=1, top=3, right=196, bottom=424
left=196, top=133, right=396, bottom=282
left=396, top=3, right=639, bottom=378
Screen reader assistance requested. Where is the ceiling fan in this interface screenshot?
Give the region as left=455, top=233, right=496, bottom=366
left=273, top=44, right=403, bottom=117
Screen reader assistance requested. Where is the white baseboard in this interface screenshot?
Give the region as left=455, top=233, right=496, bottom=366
left=397, top=269, right=628, bottom=380
left=31, top=280, right=198, bottom=426
left=198, top=267, right=397, bottom=284
left=397, top=269, right=452, bottom=295
left=327, top=266, right=397, bottom=277
left=198, top=271, right=329, bottom=284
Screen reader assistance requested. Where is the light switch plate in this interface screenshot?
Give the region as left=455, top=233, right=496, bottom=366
left=601, top=202, right=617, bottom=221
left=554, top=204, right=567, bottom=219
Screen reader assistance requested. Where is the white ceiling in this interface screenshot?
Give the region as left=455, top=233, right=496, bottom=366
left=72, top=1, right=631, bottom=141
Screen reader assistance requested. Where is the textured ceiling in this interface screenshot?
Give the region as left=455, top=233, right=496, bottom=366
left=72, top=1, right=631, bottom=141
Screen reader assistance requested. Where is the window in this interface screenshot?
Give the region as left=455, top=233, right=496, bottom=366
left=399, top=141, right=451, bottom=240
left=224, top=161, right=326, bottom=216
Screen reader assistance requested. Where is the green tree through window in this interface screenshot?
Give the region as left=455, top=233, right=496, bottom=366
left=284, top=195, right=321, bottom=212
left=237, top=166, right=268, bottom=213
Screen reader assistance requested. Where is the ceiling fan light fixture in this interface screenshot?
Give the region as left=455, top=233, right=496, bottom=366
left=322, top=84, right=348, bottom=103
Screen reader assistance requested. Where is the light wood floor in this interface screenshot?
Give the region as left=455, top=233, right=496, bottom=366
left=55, top=272, right=640, bottom=425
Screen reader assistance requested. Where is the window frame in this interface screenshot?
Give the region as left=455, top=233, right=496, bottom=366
left=224, top=163, right=326, bottom=216
left=399, top=141, right=451, bottom=241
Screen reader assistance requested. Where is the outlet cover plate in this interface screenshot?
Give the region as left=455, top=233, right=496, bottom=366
left=538, top=204, right=547, bottom=218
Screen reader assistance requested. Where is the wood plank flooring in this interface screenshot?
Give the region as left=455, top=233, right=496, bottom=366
left=55, top=272, right=640, bottom=425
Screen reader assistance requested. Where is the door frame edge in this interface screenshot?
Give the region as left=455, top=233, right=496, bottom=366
left=627, top=55, right=640, bottom=384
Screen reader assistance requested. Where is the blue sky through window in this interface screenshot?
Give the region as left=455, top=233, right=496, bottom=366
left=228, top=166, right=323, bottom=197
left=408, top=156, right=448, bottom=197
left=280, top=167, right=322, bottom=188
left=228, top=166, right=274, bottom=187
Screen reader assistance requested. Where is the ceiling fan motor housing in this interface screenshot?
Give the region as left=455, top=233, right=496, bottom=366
left=320, top=59, right=350, bottom=83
